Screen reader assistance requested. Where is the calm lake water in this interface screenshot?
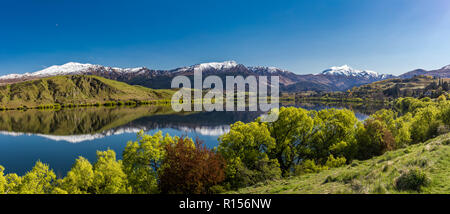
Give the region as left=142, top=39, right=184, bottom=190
left=0, top=102, right=387, bottom=176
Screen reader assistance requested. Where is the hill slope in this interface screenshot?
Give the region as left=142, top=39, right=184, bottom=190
left=232, top=133, right=450, bottom=194
left=0, top=75, right=174, bottom=108
left=349, top=75, right=449, bottom=99
left=399, top=65, right=450, bottom=79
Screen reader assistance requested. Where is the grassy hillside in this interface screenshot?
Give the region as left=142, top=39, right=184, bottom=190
left=296, top=75, right=450, bottom=102
left=231, top=133, right=450, bottom=194
left=350, top=75, right=449, bottom=99
left=0, top=75, right=174, bottom=108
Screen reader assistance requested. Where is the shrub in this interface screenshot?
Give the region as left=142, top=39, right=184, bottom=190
left=125, top=100, right=137, bottom=106
left=226, top=157, right=281, bottom=189
left=294, top=159, right=328, bottom=176
left=325, top=155, right=347, bottom=168
left=53, top=103, right=61, bottom=109
left=103, top=101, right=116, bottom=107
left=395, top=169, right=430, bottom=191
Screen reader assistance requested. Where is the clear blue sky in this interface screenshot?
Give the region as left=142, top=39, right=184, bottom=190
left=1, top=0, right=450, bottom=75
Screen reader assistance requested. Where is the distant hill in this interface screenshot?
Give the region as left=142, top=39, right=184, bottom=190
left=349, top=75, right=449, bottom=99
left=399, top=65, right=450, bottom=79
left=0, top=75, right=174, bottom=108
left=0, top=61, right=394, bottom=92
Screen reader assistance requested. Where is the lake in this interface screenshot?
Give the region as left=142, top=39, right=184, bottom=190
left=0, top=102, right=387, bottom=176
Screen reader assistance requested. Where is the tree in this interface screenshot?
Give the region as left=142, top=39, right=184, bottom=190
left=122, top=130, right=176, bottom=194
left=410, top=105, right=440, bottom=143
left=264, top=107, right=314, bottom=175
left=0, top=166, right=6, bottom=194
left=18, top=161, right=56, bottom=194
left=92, top=150, right=129, bottom=194
left=356, top=118, right=395, bottom=160
left=218, top=121, right=277, bottom=188
left=437, top=94, right=447, bottom=102
left=391, top=114, right=413, bottom=147
left=159, top=138, right=226, bottom=194
left=308, top=109, right=358, bottom=164
left=61, top=157, right=94, bottom=194
left=394, top=97, right=427, bottom=114
left=4, top=173, right=21, bottom=194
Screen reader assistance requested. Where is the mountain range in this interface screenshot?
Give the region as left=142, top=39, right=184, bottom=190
left=398, top=65, right=450, bottom=79
left=0, top=61, right=449, bottom=92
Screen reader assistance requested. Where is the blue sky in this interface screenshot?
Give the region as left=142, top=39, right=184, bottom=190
left=1, top=0, right=450, bottom=75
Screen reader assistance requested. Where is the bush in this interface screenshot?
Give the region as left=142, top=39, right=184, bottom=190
left=294, top=159, right=328, bottom=176
left=125, top=100, right=137, bottom=106
left=325, top=155, right=346, bottom=168
left=224, top=156, right=281, bottom=189
left=103, top=101, right=117, bottom=107
left=395, top=169, right=430, bottom=191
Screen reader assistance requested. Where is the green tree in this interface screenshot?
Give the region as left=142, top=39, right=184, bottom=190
left=122, top=130, right=176, bottom=194
left=18, top=161, right=56, bottom=194
left=61, top=157, right=94, bottom=194
left=410, top=105, right=440, bottom=143
left=0, top=166, right=6, bottom=194
left=4, top=173, right=21, bottom=194
left=264, top=107, right=314, bottom=175
left=391, top=114, right=413, bottom=147
left=356, top=118, right=395, bottom=160
left=218, top=121, right=277, bottom=188
left=92, top=150, right=129, bottom=194
left=308, top=109, right=358, bottom=163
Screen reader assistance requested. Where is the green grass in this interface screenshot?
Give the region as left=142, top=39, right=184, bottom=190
left=0, top=75, right=175, bottom=108
left=230, top=133, right=450, bottom=194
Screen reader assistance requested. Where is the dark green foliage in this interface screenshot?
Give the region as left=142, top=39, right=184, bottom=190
left=395, top=169, right=430, bottom=191
left=228, top=157, right=281, bottom=189
left=356, top=118, right=395, bottom=160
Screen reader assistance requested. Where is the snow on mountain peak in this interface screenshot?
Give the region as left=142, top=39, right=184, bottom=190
left=33, top=62, right=98, bottom=76
left=0, top=62, right=146, bottom=80
left=321, top=65, right=381, bottom=78
left=194, top=60, right=238, bottom=71
left=441, top=64, right=450, bottom=70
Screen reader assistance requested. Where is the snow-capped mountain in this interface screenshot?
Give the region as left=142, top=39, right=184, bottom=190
left=321, top=65, right=391, bottom=79
left=175, top=60, right=239, bottom=72
left=0, top=62, right=146, bottom=81
left=0, top=61, right=402, bottom=92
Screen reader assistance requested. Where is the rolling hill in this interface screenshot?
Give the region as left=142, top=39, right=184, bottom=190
left=0, top=75, right=174, bottom=108
left=349, top=75, right=449, bottom=99
left=399, top=65, right=450, bottom=79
